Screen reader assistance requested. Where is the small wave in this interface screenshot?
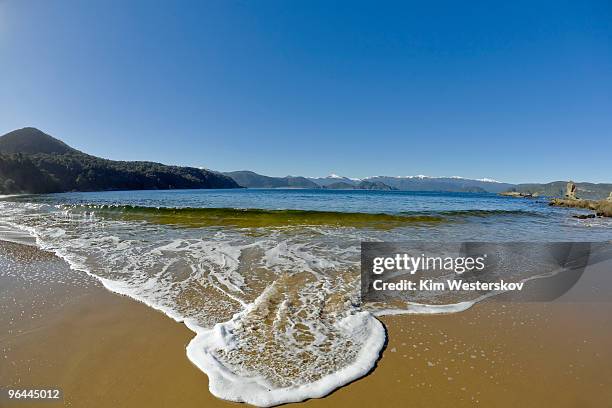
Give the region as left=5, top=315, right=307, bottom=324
left=420, top=209, right=543, bottom=218
left=64, top=204, right=446, bottom=229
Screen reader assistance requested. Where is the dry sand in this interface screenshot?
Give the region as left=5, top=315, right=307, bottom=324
left=2, top=240, right=612, bottom=407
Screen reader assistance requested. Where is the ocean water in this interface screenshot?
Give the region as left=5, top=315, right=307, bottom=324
left=1, top=189, right=610, bottom=406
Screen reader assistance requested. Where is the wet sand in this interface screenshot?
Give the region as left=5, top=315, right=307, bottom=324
left=2, top=240, right=612, bottom=407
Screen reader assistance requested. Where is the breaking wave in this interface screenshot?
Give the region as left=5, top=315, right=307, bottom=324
left=62, top=204, right=447, bottom=228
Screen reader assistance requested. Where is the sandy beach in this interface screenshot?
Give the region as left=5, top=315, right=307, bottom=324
left=2, top=240, right=612, bottom=407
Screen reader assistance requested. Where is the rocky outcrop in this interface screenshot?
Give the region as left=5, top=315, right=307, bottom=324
left=508, top=181, right=612, bottom=200
left=550, top=198, right=612, bottom=217
left=499, top=191, right=538, bottom=198
left=565, top=181, right=577, bottom=199
left=573, top=214, right=596, bottom=220
left=550, top=182, right=612, bottom=217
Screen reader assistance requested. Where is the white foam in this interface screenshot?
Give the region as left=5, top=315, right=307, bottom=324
left=187, top=309, right=385, bottom=407
left=372, top=300, right=476, bottom=316
left=0, top=223, right=37, bottom=246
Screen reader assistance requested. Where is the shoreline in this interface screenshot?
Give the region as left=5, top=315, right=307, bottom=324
left=550, top=197, right=612, bottom=217
left=0, top=240, right=235, bottom=407
left=2, top=240, right=612, bottom=407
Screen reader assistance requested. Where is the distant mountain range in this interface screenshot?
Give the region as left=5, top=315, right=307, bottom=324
left=315, top=175, right=512, bottom=193
left=222, top=171, right=320, bottom=189
left=0, top=128, right=239, bottom=194
left=323, top=180, right=398, bottom=191
left=307, top=174, right=362, bottom=187
left=226, top=172, right=510, bottom=193
left=363, top=176, right=510, bottom=193
left=221, top=172, right=401, bottom=191
left=224, top=171, right=611, bottom=198
left=1, top=127, right=610, bottom=198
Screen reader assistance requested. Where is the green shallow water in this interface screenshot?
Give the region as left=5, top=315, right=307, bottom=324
left=66, top=205, right=447, bottom=229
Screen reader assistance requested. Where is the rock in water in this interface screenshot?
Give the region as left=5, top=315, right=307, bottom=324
left=565, top=181, right=577, bottom=200
left=573, top=214, right=596, bottom=219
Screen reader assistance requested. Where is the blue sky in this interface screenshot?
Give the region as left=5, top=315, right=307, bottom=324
left=0, top=1, right=610, bottom=183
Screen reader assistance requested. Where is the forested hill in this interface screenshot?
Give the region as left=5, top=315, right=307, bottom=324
left=0, top=127, right=241, bottom=194
left=222, top=171, right=321, bottom=189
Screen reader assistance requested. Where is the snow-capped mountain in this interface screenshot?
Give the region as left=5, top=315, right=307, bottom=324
left=306, top=174, right=362, bottom=187
left=360, top=176, right=512, bottom=192
left=226, top=171, right=513, bottom=192
left=303, top=174, right=511, bottom=192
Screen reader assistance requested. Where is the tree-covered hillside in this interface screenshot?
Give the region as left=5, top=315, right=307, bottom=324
left=223, top=171, right=321, bottom=189
left=0, top=128, right=241, bottom=194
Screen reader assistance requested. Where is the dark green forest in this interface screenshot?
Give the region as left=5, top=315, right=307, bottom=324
left=0, top=128, right=240, bottom=194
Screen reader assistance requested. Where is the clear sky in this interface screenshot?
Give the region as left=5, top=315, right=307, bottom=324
left=0, top=1, right=610, bottom=183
